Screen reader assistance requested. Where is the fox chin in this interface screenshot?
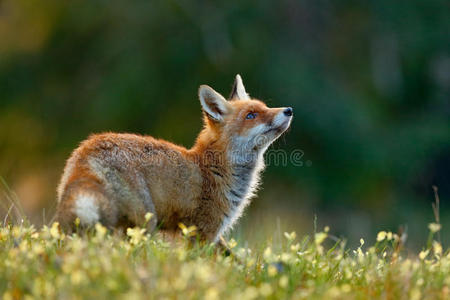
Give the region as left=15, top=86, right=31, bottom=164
left=56, top=74, right=293, bottom=243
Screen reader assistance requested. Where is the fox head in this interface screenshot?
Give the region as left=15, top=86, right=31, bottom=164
left=197, top=75, right=293, bottom=165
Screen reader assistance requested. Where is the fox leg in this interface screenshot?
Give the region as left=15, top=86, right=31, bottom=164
left=122, top=195, right=158, bottom=232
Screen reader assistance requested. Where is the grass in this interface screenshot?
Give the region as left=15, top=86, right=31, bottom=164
left=0, top=180, right=448, bottom=299
left=0, top=219, right=448, bottom=300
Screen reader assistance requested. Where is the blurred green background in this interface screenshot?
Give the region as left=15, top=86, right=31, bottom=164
left=0, top=0, right=449, bottom=248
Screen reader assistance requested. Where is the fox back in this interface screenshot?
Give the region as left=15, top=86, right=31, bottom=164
left=56, top=75, right=293, bottom=242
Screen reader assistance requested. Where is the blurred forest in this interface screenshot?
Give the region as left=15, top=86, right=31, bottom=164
left=0, top=0, right=449, bottom=248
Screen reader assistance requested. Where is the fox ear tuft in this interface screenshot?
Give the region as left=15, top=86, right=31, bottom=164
left=229, top=74, right=250, bottom=100
left=199, top=85, right=230, bottom=122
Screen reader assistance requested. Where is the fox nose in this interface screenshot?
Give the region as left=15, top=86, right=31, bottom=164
left=283, top=107, right=293, bottom=117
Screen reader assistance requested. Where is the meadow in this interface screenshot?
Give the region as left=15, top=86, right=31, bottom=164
left=0, top=215, right=448, bottom=299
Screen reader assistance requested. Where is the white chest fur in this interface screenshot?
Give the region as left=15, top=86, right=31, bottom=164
left=214, top=153, right=265, bottom=242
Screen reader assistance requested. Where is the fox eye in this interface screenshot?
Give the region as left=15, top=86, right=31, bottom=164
left=245, top=112, right=257, bottom=120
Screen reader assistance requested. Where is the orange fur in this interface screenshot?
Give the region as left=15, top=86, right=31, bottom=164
left=56, top=75, right=293, bottom=242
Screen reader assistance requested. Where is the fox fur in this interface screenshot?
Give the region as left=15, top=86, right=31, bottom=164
left=56, top=75, right=293, bottom=242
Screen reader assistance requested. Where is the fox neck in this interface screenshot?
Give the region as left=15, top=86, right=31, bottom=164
left=191, top=128, right=266, bottom=237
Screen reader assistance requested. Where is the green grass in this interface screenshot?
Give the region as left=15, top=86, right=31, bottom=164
left=0, top=220, right=448, bottom=300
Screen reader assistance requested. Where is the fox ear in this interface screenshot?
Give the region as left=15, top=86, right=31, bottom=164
left=229, top=74, right=250, bottom=100
left=199, top=85, right=230, bottom=122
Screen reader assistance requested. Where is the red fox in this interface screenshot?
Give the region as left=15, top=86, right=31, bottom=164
left=56, top=75, right=293, bottom=243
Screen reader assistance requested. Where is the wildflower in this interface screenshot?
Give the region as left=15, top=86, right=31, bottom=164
left=246, top=258, right=256, bottom=268
left=178, top=223, right=197, bottom=237
left=324, top=226, right=330, bottom=232
left=386, top=232, right=393, bottom=240
left=12, top=226, right=22, bottom=238
left=19, top=240, right=28, bottom=252
left=145, top=212, right=153, bottom=222
left=127, top=227, right=147, bottom=245
left=360, top=238, right=365, bottom=247
left=74, top=217, right=80, bottom=227
left=377, top=231, right=387, bottom=241
left=281, top=253, right=293, bottom=264
left=315, top=232, right=327, bottom=254
left=263, top=247, right=274, bottom=263
left=50, top=222, right=62, bottom=239
left=357, top=248, right=364, bottom=259
left=432, top=241, right=443, bottom=257
left=32, top=243, right=45, bottom=255
left=393, top=233, right=400, bottom=242
left=290, top=243, right=300, bottom=252
left=227, top=238, right=237, bottom=249
left=419, top=249, right=429, bottom=260
left=284, top=231, right=296, bottom=241
left=428, top=223, right=441, bottom=233
left=315, top=232, right=327, bottom=245
left=268, top=264, right=277, bottom=277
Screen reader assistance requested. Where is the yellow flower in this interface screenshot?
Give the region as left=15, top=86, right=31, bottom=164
left=377, top=231, right=387, bottom=242
left=178, top=223, right=197, bottom=237
left=360, top=238, right=365, bottom=246
left=227, top=238, right=237, bottom=249
left=127, top=227, right=147, bottom=245
left=50, top=222, right=61, bottom=239
left=432, top=241, right=442, bottom=257
left=32, top=243, right=45, bottom=255
left=315, top=232, right=327, bottom=245
left=263, top=247, right=273, bottom=262
left=145, top=212, right=153, bottom=222
left=268, top=264, right=277, bottom=277
left=387, top=232, right=393, bottom=240
left=428, top=223, right=441, bottom=233
left=281, top=253, right=293, bottom=264
left=419, top=249, right=429, bottom=260
left=284, top=231, right=296, bottom=241
left=246, top=258, right=256, bottom=268
left=290, top=243, right=300, bottom=252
